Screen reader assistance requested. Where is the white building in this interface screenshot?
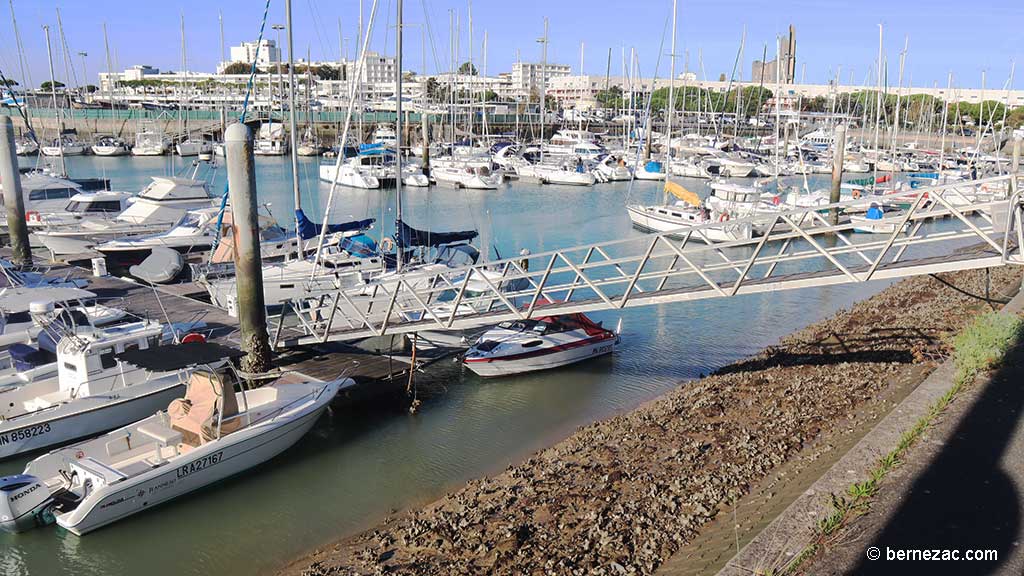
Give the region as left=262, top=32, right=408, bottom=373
left=510, top=62, right=571, bottom=99
left=344, top=52, right=397, bottom=85
left=122, top=65, right=160, bottom=82
left=217, top=40, right=281, bottom=72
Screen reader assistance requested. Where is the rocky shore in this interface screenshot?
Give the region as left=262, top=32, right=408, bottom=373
left=284, top=267, right=1021, bottom=576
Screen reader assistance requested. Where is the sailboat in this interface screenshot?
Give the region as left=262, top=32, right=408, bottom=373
left=175, top=15, right=213, bottom=157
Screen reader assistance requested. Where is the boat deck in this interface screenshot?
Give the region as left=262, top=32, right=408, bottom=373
left=2, top=248, right=457, bottom=387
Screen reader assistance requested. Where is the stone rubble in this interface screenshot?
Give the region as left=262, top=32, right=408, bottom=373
left=286, top=268, right=1020, bottom=576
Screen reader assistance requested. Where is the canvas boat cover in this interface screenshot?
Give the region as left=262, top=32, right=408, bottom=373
left=295, top=209, right=375, bottom=241
left=396, top=220, right=478, bottom=248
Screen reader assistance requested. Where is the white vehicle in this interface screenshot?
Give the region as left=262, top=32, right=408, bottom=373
left=0, top=320, right=197, bottom=460
left=2, top=351, right=346, bottom=535
left=91, top=135, right=130, bottom=157
left=463, top=313, right=619, bottom=377
left=34, top=176, right=213, bottom=256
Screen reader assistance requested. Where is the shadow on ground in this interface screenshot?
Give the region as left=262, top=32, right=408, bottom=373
left=848, top=333, right=1024, bottom=575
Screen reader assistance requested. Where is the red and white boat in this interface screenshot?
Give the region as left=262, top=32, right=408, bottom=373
left=463, top=313, right=619, bottom=377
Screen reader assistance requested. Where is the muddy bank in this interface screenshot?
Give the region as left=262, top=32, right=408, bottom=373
left=284, top=267, right=1021, bottom=576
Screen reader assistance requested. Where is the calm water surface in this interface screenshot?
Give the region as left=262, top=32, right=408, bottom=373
left=1, top=156, right=902, bottom=576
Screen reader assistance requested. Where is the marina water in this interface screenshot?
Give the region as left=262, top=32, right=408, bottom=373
left=1, top=156, right=901, bottom=575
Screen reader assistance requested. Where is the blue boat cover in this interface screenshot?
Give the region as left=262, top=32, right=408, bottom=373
left=339, top=233, right=378, bottom=258
left=295, top=209, right=375, bottom=240
left=396, top=220, right=478, bottom=248
left=645, top=161, right=663, bottom=173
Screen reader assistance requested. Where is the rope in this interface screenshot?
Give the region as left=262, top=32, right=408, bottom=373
left=209, top=0, right=275, bottom=258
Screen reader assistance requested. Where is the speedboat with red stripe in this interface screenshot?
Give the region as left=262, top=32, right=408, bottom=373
left=463, top=313, right=619, bottom=377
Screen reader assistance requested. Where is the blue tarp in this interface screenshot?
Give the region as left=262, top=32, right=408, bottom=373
left=339, top=234, right=378, bottom=258
left=645, top=161, right=663, bottom=173
left=295, top=209, right=375, bottom=240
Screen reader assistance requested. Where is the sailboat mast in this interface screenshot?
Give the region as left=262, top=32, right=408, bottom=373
left=285, top=0, right=301, bottom=220
left=872, top=24, right=883, bottom=185
left=938, top=72, right=952, bottom=180
left=179, top=14, right=186, bottom=140
left=103, top=22, right=113, bottom=112
left=395, top=0, right=404, bottom=273
left=663, top=0, right=677, bottom=203
left=43, top=24, right=66, bottom=176
left=538, top=17, right=548, bottom=161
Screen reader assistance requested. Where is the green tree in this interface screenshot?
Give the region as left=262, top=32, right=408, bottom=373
left=84, top=84, right=98, bottom=93
left=1007, top=106, right=1024, bottom=129
left=40, top=80, right=65, bottom=91
left=222, top=62, right=251, bottom=75
left=313, top=65, right=340, bottom=81
left=595, top=86, right=623, bottom=109
left=458, top=62, right=478, bottom=76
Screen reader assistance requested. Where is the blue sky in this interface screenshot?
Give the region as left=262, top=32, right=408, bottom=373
left=2, top=0, right=1019, bottom=91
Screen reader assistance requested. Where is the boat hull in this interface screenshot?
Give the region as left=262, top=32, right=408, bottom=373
left=0, top=384, right=184, bottom=460
left=626, top=205, right=752, bottom=242
left=464, top=335, right=617, bottom=377
left=55, top=392, right=332, bottom=535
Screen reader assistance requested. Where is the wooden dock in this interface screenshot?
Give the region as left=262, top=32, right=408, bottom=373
left=3, top=249, right=458, bottom=388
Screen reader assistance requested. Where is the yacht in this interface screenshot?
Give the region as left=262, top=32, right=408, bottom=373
left=176, top=138, right=213, bottom=157
left=91, top=135, right=130, bottom=157
left=254, top=122, right=288, bottom=156
left=34, top=176, right=213, bottom=256
left=2, top=172, right=86, bottom=220
left=463, top=313, right=619, bottom=377
left=2, top=350, right=346, bottom=535
left=15, top=137, right=39, bottom=156
left=131, top=127, right=168, bottom=156
left=40, top=135, right=88, bottom=157
left=633, top=160, right=667, bottom=181
left=26, top=190, right=133, bottom=229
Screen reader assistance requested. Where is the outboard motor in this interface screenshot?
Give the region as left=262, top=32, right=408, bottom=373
left=0, top=474, right=56, bottom=533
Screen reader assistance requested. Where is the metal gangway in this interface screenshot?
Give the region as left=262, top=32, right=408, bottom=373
left=273, top=174, right=1024, bottom=348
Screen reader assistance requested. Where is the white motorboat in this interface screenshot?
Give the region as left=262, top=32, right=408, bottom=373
left=0, top=320, right=199, bottom=460
left=26, top=190, right=133, bottom=229
left=525, top=162, right=596, bottom=186
left=318, top=160, right=380, bottom=189
left=2, top=352, right=346, bottom=535
left=626, top=203, right=753, bottom=242
left=633, top=160, right=667, bottom=181
left=0, top=287, right=126, bottom=350
left=131, top=128, right=168, bottom=156
left=254, top=122, right=289, bottom=156
left=669, top=157, right=711, bottom=179
left=176, top=139, right=213, bottom=157
left=431, top=161, right=502, bottom=189
left=463, top=313, right=619, bottom=377
left=90, top=135, right=130, bottom=157
left=850, top=204, right=908, bottom=234
left=3, top=172, right=86, bottom=220
left=34, top=176, right=214, bottom=256
left=594, top=154, right=633, bottom=181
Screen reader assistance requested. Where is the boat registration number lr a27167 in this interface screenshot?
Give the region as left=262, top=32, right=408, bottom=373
left=176, top=451, right=224, bottom=479
left=0, top=423, right=52, bottom=446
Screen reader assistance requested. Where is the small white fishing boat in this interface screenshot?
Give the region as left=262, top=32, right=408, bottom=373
left=176, top=139, right=213, bottom=157
left=0, top=320, right=201, bottom=460
left=850, top=203, right=908, bottom=234
left=1, top=351, right=346, bottom=535
left=463, top=312, right=619, bottom=377
left=131, top=128, right=168, bottom=156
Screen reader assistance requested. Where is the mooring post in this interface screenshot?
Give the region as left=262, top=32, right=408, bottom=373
left=1010, top=133, right=1021, bottom=197
left=0, top=117, right=31, bottom=266
left=830, top=124, right=847, bottom=225
left=224, top=122, right=272, bottom=374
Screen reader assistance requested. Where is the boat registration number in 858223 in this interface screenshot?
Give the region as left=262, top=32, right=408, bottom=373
left=176, top=451, right=224, bottom=479
left=0, top=423, right=52, bottom=446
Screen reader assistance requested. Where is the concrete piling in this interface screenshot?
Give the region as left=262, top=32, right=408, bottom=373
left=224, top=122, right=272, bottom=374
left=0, top=117, right=32, bottom=266
left=1010, top=134, right=1021, bottom=197
left=830, top=124, right=847, bottom=225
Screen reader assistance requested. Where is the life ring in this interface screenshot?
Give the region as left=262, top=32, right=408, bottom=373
left=718, top=212, right=731, bottom=222
left=380, top=237, right=395, bottom=252
left=852, top=189, right=862, bottom=200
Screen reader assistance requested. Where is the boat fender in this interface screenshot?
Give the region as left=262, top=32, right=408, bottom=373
left=380, top=237, right=395, bottom=252
left=182, top=333, right=207, bottom=344
left=772, top=195, right=781, bottom=206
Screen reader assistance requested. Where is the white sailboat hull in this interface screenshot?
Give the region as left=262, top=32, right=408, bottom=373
left=626, top=204, right=752, bottom=242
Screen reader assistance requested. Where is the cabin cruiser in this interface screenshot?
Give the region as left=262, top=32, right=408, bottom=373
left=1, top=347, right=346, bottom=535
left=40, top=135, right=88, bottom=157
left=176, top=138, right=213, bottom=157
left=34, top=176, right=213, bottom=256
left=1, top=172, right=89, bottom=220
left=254, top=122, right=288, bottom=156
left=90, top=135, right=130, bottom=157
left=132, top=128, right=168, bottom=156
left=26, top=190, right=133, bottom=230
left=463, top=312, right=619, bottom=377
left=522, top=160, right=596, bottom=186
left=0, top=319, right=199, bottom=460
left=431, top=158, right=503, bottom=189
left=669, top=157, right=712, bottom=179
